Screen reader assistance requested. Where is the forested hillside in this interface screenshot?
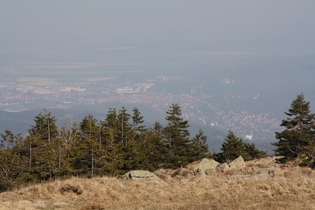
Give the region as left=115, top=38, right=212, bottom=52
left=2, top=93, right=315, bottom=193
left=0, top=104, right=266, bottom=192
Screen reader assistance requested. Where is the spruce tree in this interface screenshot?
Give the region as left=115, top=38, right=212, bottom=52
left=1, top=129, right=17, bottom=149
left=76, top=115, right=102, bottom=177
left=191, top=129, right=211, bottom=160
left=117, top=107, right=142, bottom=172
left=117, top=107, right=132, bottom=146
left=26, top=110, right=60, bottom=180
left=139, top=126, right=167, bottom=170
left=59, top=121, right=81, bottom=176
left=132, top=107, right=145, bottom=133
left=101, top=108, right=125, bottom=175
left=0, top=132, right=25, bottom=192
left=163, top=103, right=192, bottom=168
left=220, top=130, right=249, bottom=162
left=273, top=93, right=315, bottom=166
left=244, top=143, right=268, bottom=160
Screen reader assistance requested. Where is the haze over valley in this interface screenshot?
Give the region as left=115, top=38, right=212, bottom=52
left=1, top=1, right=315, bottom=153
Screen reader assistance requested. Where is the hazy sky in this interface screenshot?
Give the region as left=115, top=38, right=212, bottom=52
left=1, top=0, right=315, bottom=64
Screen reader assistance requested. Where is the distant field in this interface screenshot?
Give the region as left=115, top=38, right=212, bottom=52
left=80, top=77, right=116, bottom=82
left=17, top=77, right=57, bottom=82
left=16, top=75, right=117, bottom=86
left=12, top=62, right=147, bottom=75
left=28, top=80, right=61, bottom=86
left=17, top=77, right=61, bottom=86
left=16, top=70, right=142, bottom=75
left=9, top=62, right=148, bottom=87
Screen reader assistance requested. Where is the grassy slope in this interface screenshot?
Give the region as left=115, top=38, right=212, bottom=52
left=0, top=157, right=314, bottom=210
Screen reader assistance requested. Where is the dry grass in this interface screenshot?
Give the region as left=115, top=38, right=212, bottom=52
left=0, top=157, right=314, bottom=210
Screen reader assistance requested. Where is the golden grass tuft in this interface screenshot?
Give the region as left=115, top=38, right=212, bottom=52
left=0, top=157, right=314, bottom=210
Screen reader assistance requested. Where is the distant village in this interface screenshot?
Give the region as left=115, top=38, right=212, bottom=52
left=0, top=73, right=279, bottom=142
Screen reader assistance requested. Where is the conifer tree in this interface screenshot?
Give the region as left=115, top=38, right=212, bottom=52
left=220, top=130, right=249, bottom=161
left=26, top=110, right=59, bottom=180
left=191, top=129, right=211, bottom=160
left=154, top=121, right=163, bottom=135
left=117, top=107, right=143, bottom=172
left=1, top=129, right=17, bottom=149
left=131, top=107, right=146, bottom=148
left=0, top=132, right=25, bottom=192
left=139, top=126, right=167, bottom=170
left=59, top=121, right=81, bottom=176
left=76, top=115, right=102, bottom=177
left=244, top=143, right=268, bottom=160
left=132, top=107, right=145, bottom=133
left=273, top=93, right=315, bottom=166
left=117, top=107, right=132, bottom=146
left=104, top=108, right=118, bottom=145
left=163, top=103, right=192, bottom=168
left=100, top=108, right=125, bottom=175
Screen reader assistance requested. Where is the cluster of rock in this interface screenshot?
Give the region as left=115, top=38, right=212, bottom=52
left=123, top=170, right=161, bottom=181
left=60, top=183, right=83, bottom=195
left=122, top=156, right=280, bottom=182
left=194, top=156, right=246, bottom=174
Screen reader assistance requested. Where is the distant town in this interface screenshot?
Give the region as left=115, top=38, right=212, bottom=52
left=0, top=66, right=280, bottom=143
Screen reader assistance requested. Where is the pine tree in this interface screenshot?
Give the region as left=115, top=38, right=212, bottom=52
left=273, top=93, right=315, bottom=166
left=139, top=126, right=167, bottom=170
left=100, top=108, right=125, bottom=175
left=58, top=121, right=80, bottom=176
left=190, top=129, right=211, bottom=160
left=76, top=115, right=102, bottom=177
left=117, top=107, right=143, bottom=172
left=132, top=107, right=145, bottom=133
left=244, top=143, right=268, bottom=160
left=220, top=130, right=249, bottom=162
left=104, top=108, right=118, bottom=145
left=163, top=103, right=192, bottom=168
left=117, top=107, right=132, bottom=146
left=26, top=110, right=60, bottom=180
left=0, top=129, right=17, bottom=149
left=0, top=132, right=25, bottom=192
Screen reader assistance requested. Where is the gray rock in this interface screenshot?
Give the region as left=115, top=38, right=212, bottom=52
left=256, top=167, right=280, bottom=174
left=217, top=163, right=230, bottom=169
left=60, top=184, right=83, bottom=195
left=123, top=170, right=161, bottom=181
left=171, top=168, right=194, bottom=178
left=153, top=168, right=167, bottom=175
left=230, top=173, right=269, bottom=180
left=229, top=156, right=245, bottom=169
left=180, top=179, right=189, bottom=184
left=194, top=158, right=220, bottom=173
left=166, top=175, right=173, bottom=181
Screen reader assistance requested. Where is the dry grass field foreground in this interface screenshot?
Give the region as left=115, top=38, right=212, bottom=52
left=0, top=157, right=315, bottom=210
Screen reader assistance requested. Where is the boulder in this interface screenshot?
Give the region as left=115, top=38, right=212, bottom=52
left=60, top=184, right=83, bottom=195
left=217, top=163, right=230, bottom=169
left=229, top=156, right=245, bottom=169
left=194, top=158, right=220, bottom=174
left=123, top=170, right=161, bottom=181
left=180, top=179, right=189, bottom=184
left=153, top=168, right=167, bottom=175
left=171, top=168, right=194, bottom=178
left=255, top=167, right=280, bottom=174
left=230, top=173, right=269, bottom=180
